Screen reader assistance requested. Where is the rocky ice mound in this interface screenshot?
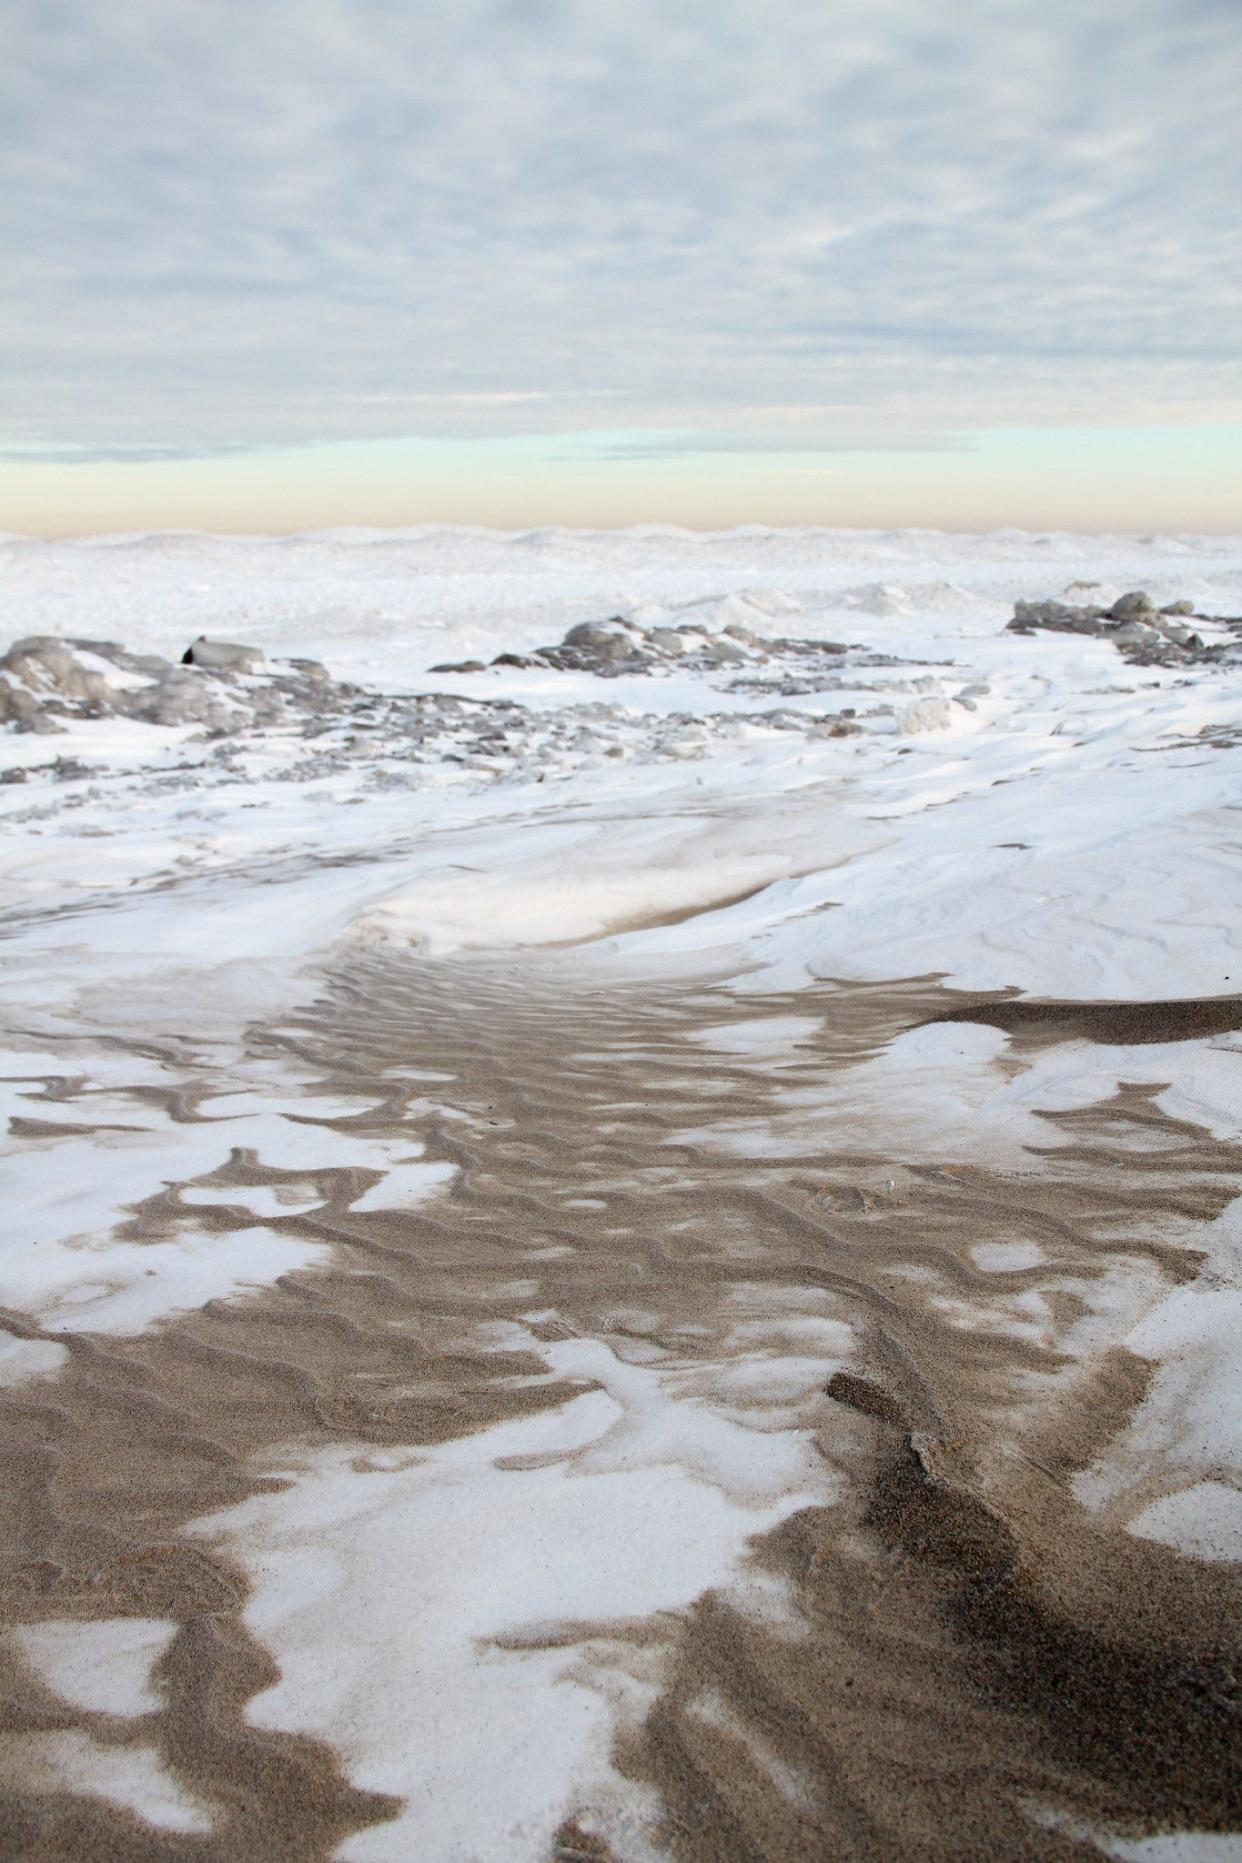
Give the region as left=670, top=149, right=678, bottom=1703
left=0, top=616, right=969, bottom=797
left=0, top=633, right=334, bottom=734
left=429, top=606, right=863, bottom=678
left=1006, top=587, right=1242, bottom=666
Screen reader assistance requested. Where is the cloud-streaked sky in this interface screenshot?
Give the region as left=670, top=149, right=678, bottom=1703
left=3, top=0, right=1240, bottom=532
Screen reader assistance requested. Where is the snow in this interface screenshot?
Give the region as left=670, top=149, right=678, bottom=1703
left=1106, top=1838, right=1242, bottom=1863
left=3, top=525, right=1238, bottom=679
left=10, top=1617, right=179, bottom=1717
left=3, top=1733, right=215, bottom=1834
left=0, top=1334, right=68, bottom=1387
left=2, top=524, right=1241, bottom=1852
left=0, top=1217, right=329, bottom=1336
left=190, top=1330, right=834, bottom=1863
left=1073, top=1198, right=1242, bottom=1561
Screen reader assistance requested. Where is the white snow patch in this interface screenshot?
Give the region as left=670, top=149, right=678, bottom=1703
left=0, top=1334, right=68, bottom=1387
left=10, top=1617, right=179, bottom=1717
left=3, top=1732, right=215, bottom=1834
left=191, top=1340, right=828, bottom=1863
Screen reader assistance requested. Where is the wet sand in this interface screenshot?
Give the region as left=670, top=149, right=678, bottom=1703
left=1, top=957, right=1240, bottom=1859
left=935, top=992, right=1242, bottom=1049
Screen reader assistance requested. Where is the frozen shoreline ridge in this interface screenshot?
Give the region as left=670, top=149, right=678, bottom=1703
left=1, top=527, right=1241, bottom=1860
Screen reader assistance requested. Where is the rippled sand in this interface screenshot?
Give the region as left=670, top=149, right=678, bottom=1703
left=2, top=956, right=1240, bottom=1858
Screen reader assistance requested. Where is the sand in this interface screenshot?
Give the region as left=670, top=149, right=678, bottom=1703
left=1, top=956, right=1240, bottom=1857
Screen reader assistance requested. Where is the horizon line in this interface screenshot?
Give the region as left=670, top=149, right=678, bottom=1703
left=6, top=520, right=1242, bottom=546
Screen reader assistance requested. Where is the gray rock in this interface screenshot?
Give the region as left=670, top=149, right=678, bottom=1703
left=1008, top=599, right=1106, bottom=637
left=127, top=669, right=245, bottom=728
left=808, top=715, right=862, bottom=738
left=0, top=640, right=112, bottom=703
left=0, top=678, right=36, bottom=724
left=701, top=639, right=748, bottom=666
left=1012, top=599, right=1069, bottom=627
left=51, top=755, right=96, bottom=781
left=560, top=622, right=638, bottom=664
left=1109, top=621, right=1160, bottom=647
left=1108, top=591, right=1156, bottom=621
left=181, top=637, right=265, bottom=672
left=1000, top=590, right=1234, bottom=668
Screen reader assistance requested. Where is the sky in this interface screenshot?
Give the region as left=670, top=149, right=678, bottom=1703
left=2, top=0, right=1240, bottom=535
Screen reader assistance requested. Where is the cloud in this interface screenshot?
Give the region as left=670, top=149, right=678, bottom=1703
left=549, top=429, right=974, bottom=460
left=0, top=440, right=258, bottom=466
left=2, top=0, right=1240, bottom=457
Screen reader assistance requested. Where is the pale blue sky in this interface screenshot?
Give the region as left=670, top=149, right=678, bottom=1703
left=2, top=0, right=1240, bottom=532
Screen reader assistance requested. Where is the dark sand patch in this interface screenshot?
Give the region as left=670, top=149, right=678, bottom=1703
left=935, top=992, right=1242, bottom=1048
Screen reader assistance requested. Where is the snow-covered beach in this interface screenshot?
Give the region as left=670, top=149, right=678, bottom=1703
left=2, top=525, right=1241, bottom=1859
